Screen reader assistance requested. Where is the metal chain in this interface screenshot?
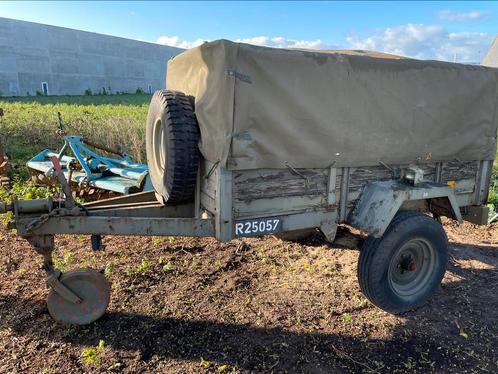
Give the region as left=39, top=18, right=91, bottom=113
left=26, top=201, right=89, bottom=233
left=25, top=208, right=64, bottom=233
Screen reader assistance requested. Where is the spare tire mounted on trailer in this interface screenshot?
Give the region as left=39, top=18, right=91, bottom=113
left=146, top=90, right=200, bottom=203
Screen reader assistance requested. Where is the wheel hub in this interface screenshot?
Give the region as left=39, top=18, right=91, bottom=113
left=388, top=238, right=437, bottom=298
left=399, top=256, right=417, bottom=272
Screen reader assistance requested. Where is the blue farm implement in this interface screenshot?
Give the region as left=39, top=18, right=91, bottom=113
left=27, top=114, right=152, bottom=199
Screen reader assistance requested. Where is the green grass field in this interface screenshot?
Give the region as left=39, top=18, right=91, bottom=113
left=0, top=94, right=152, bottom=168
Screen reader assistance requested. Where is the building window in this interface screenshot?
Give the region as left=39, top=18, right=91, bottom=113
left=148, top=84, right=152, bottom=94
left=41, top=82, right=49, bottom=96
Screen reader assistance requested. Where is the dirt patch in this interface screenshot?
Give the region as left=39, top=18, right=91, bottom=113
left=0, top=221, right=497, bottom=373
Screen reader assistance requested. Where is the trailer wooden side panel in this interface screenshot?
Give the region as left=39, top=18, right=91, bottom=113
left=225, top=162, right=483, bottom=223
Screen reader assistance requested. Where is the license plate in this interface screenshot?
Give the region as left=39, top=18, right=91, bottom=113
left=234, top=217, right=282, bottom=237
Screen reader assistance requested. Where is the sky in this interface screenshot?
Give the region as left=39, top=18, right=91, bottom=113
left=0, top=1, right=497, bottom=63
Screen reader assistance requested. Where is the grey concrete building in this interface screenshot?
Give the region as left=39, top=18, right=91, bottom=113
left=482, top=36, right=498, bottom=68
left=0, top=17, right=184, bottom=96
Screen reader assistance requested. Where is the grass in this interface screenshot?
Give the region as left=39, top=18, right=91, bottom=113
left=0, top=94, right=152, bottom=174
left=81, top=339, right=106, bottom=367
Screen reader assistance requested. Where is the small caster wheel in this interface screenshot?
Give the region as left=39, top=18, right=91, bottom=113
left=47, top=268, right=110, bottom=325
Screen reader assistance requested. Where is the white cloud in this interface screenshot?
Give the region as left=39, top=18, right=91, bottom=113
left=157, top=26, right=492, bottom=63
left=156, top=36, right=206, bottom=49
left=347, top=24, right=492, bottom=63
left=439, top=10, right=488, bottom=22
left=234, top=36, right=330, bottom=49
left=156, top=35, right=332, bottom=50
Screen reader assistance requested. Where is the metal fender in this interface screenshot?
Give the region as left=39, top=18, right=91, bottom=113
left=348, top=180, right=462, bottom=237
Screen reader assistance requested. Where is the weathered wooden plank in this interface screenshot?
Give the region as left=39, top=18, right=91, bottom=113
left=233, top=168, right=328, bottom=202
left=234, top=195, right=328, bottom=218
left=230, top=161, right=480, bottom=221
left=348, top=164, right=437, bottom=194
left=441, top=161, right=478, bottom=182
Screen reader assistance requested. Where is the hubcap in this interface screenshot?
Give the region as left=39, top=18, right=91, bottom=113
left=388, top=238, right=436, bottom=298
left=152, top=118, right=166, bottom=173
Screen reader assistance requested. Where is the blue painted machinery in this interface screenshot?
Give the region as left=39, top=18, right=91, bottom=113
left=27, top=114, right=153, bottom=196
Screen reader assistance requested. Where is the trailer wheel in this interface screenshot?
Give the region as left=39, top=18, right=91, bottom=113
left=146, top=90, right=200, bottom=203
left=47, top=269, right=110, bottom=325
left=357, top=211, right=448, bottom=313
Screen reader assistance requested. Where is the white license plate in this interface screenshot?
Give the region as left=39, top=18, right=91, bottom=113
left=234, top=217, right=282, bottom=237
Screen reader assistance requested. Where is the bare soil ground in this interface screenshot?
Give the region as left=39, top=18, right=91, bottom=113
left=0, top=220, right=497, bottom=373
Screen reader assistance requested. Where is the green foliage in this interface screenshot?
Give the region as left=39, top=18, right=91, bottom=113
left=152, top=236, right=164, bottom=247
left=199, top=358, right=210, bottom=368
left=488, top=164, right=498, bottom=211
left=81, top=340, right=105, bottom=366
left=162, top=260, right=174, bottom=272
left=0, top=179, right=60, bottom=203
left=104, top=262, right=114, bottom=278
left=84, top=88, right=93, bottom=96
left=125, top=257, right=151, bottom=276
left=217, top=364, right=229, bottom=372
left=36, top=90, right=44, bottom=97
left=136, top=258, right=151, bottom=273
left=54, top=250, right=74, bottom=272
left=488, top=190, right=498, bottom=208
left=135, top=87, right=145, bottom=95
left=342, top=312, right=352, bottom=324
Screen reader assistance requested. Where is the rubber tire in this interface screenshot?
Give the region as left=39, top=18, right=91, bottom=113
left=357, top=211, right=448, bottom=313
left=146, top=90, right=200, bottom=203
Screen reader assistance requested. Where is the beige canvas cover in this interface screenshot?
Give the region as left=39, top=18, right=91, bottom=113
left=167, top=39, right=498, bottom=170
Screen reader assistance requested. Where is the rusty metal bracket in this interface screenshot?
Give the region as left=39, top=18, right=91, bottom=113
left=46, top=269, right=82, bottom=304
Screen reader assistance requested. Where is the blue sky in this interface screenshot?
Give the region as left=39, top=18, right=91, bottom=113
left=0, top=1, right=496, bottom=62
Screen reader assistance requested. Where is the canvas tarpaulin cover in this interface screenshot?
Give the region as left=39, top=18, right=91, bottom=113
left=166, top=39, right=498, bottom=170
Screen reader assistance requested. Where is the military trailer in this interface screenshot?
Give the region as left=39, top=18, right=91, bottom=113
left=2, top=40, right=498, bottom=325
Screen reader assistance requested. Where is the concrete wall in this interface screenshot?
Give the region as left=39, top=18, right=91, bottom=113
left=482, top=36, right=498, bottom=68
left=0, top=17, right=184, bottom=96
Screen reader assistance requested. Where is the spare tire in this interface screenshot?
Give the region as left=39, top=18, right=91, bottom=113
left=146, top=90, right=200, bottom=203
